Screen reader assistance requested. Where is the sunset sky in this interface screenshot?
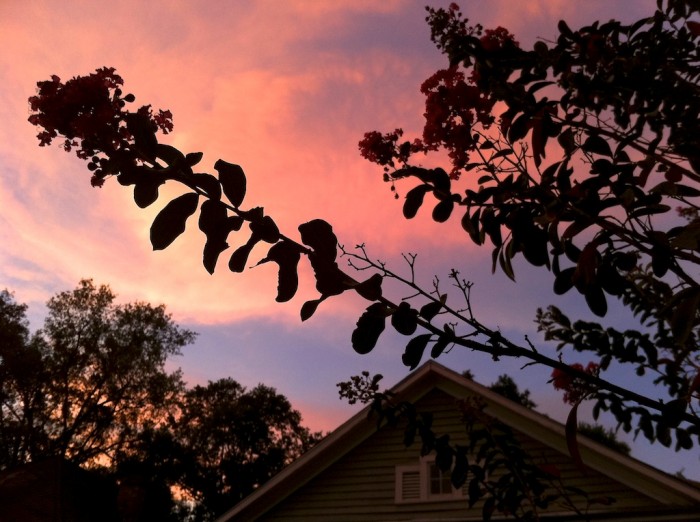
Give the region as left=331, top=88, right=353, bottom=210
left=3, top=0, right=696, bottom=478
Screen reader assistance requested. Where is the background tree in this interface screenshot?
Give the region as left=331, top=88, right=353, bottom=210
left=0, top=282, right=320, bottom=521
left=487, top=374, right=537, bottom=410
left=0, top=280, right=192, bottom=468
left=173, top=379, right=322, bottom=520
left=0, top=289, right=45, bottom=469
left=577, top=422, right=631, bottom=455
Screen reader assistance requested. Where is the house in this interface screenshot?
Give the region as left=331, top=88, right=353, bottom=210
left=217, top=362, right=700, bottom=521
left=0, top=457, right=119, bottom=522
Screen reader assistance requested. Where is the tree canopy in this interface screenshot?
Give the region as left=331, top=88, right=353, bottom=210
left=0, top=281, right=320, bottom=521
left=0, top=279, right=192, bottom=469
left=26, top=0, right=700, bottom=519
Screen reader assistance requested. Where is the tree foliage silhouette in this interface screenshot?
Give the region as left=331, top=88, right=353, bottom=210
left=0, top=282, right=319, bottom=521
left=27, top=0, right=700, bottom=518
left=0, top=280, right=192, bottom=469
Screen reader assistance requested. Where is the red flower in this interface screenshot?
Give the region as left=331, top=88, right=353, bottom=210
left=28, top=67, right=174, bottom=187
left=90, top=175, right=106, bottom=188
left=551, top=362, right=599, bottom=404
left=480, top=27, right=519, bottom=52
left=418, top=67, right=495, bottom=178
left=358, top=129, right=407, bottom=168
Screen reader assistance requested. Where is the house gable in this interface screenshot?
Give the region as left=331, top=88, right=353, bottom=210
left=217, top=362, right=700, bottom=521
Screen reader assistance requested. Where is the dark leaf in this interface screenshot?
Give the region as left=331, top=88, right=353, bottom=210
left=125, top=112, right=157, bottom=160
left=202, top=238, right=229, bottom=275
left=420, top=297, right=444, bottom=322
left=558, top=19, right=573, bottom=37
left=553, top=267, right=576, bottom=295
left=451, top=450, right=468, bottom=488
left=597, top=263, right=627, bottom=296
left=150, top=192, right=199, bottom=250
left=352, top=303, right=389, bottom=354
left=469, top=477, right=483, bottom=508
left=199, top=200, right=232, bottom=274
left=562, top=219, right=593, bottom=241
left=404, top=185, right=431, bottom=219
left=675, top=428, right=693, bottom=451
left=651, top=245, right=671, bottom=277
left=508, top=113, right=531, bottom=143
left=156, top=144, right=186, bottom=167
left=191, top=173, right=222, bottom=200
left=309, top=257, right=347, bottom=297
left=585, top=285, right=608, bottom=317
left=301, top=298, right=324, bottom=322
left=257, top=240, right=302, bottom=302
left=251, top=215, right=280, bottom=243
left=542, top=161, right=561, bottom=185
left=299, top=219, right=337, bottom=261
left=498, top=248, right=516, bottom=281
left=565, top=403, right=585, bottom=471
left=528, top=81, right=555, bottom=94
left=133, top=181, right=162, bottom=208
left=482, top=496, right=495, bottom=522
left=557, top=128, right=577, bottom=155
left=430, top=328, right=452, bottom=359
left=666, top=164, right=683, bottom=182
left=462, top=208, right=482, bottom=245
left=391, top=302, right=419, bottom=335
left=435, top=445, right=453, bottom=472
left=629, top=204, right=671, bottom=218
left=638, top=414, right=654, bottom=442
left=521, top=227, right=549, bottom=267
left=531, top=115, right=546, bottom=167
left=481, top=208, right=503, bottom=247
left=491, top=148, right=514, bottom=160
left=657, top=424, right=672, bottom=447
left=185, top=152, right=204, bottom=166
left=354, top=273, right=383, bottom=301
left=431, top=168, right=451, bottom=193
left=215, top=160, right=247, bottom=207
left=582, top=135, right=613, bottom=157
left=117, top=164, right=145, bottom=186
left=228, top=215, right=244, bottom=231
left=198, top=199, right=229, bottom=235
left=402, top=334, right=432, bottom=370
left=403, top=425, right=417, bottom=447
left=228, top=237, right=258, bottom=273
left=564, top=240, right=581, bottom=263
left=651, top=181, right=700, bottom=197
left=574, top=242, right=598, bottom=288
left=670, top=288, right=700, bottom=345
left=432, top=198, right=454, bottom=223
left=670, top=221, right=700, bottom=250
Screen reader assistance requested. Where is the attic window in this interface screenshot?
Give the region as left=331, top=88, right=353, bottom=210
left=395, top=457, right=465, bottom=504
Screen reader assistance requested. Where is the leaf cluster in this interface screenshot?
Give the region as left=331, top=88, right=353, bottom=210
left=358, top=0, right=700, bottom=443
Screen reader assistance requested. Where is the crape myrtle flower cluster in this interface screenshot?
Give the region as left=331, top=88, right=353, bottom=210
left=551, top=362, right=600, bottom=405
left=28, top=67, right=173, bottom=187
left=358, top=7, right=517, bottom=180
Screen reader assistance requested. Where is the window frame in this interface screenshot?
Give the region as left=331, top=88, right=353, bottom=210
left=395, top=456, right=466, bottom=504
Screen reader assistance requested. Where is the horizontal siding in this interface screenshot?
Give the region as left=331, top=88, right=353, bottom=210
left=257, top=388, right=667, bottom=521
left=260, top=389, right=473, bottom=521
